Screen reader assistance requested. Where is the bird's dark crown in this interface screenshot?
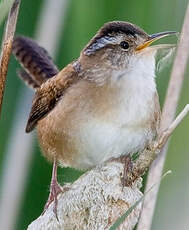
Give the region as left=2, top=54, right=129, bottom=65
left=83, top=21, right=148, bottom=55
left=97, top=21, right=146, bottom=38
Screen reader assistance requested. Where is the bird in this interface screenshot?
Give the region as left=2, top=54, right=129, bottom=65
left=12, top=21, right=176, bottom=218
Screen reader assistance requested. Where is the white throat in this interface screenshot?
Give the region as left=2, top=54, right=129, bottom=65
left=112, top=48, right=157, bottom=88
left=110, top=48, right=157, bottom=126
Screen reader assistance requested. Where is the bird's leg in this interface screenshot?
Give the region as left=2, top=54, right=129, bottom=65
left=42, top=157, right=63, bottom=220
left=120, top=155, right=133, bottom=187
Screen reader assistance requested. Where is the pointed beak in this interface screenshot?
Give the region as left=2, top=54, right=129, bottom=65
left=136, top=31, right=178, bottom=51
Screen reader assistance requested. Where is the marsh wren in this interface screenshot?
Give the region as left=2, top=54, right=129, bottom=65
left=12, top=21, right=176, bottom=217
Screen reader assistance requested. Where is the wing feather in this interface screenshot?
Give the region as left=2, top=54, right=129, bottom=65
left=26, top=64, right=79, bottom=132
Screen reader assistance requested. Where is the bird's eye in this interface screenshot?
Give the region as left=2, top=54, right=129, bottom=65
left=120, top=41, right=129, bottom=50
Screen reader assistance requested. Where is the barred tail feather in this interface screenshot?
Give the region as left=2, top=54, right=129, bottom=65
left=16, top=69, right=40, bottom=89
left=12, top=36, right=59, bottom=89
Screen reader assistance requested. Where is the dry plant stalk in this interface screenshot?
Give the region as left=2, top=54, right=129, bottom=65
left=0, top=0, right=21, bottom=116
left=137, top=3, right=189, bottom=230
left=28, top=162, right=143, bottom=230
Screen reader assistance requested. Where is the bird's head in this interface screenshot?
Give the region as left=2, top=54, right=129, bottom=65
left=80, top=21, right=176, bottom=83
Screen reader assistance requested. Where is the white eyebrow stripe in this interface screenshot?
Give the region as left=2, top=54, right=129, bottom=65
left=84, top=32, right=136, bottom=56
left=84, top=36, right=118, bottom=56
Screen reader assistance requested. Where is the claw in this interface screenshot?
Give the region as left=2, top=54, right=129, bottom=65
left=42, top=179, right=62, bottom=220
left=42, top=157, right=62, bottom=221
left=120, top=155, right=133, bottom=187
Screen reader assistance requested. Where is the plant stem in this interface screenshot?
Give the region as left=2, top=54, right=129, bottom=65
left=0, top=0, right=21, bottom=117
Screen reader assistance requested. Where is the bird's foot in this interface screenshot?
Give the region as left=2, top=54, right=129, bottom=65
left=120, top=155, right=134, bottom=187
left=42, top=179, right=63, bottom=221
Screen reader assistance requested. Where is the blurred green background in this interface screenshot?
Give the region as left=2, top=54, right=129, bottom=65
left=0, top=0, right=189, bottom=229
